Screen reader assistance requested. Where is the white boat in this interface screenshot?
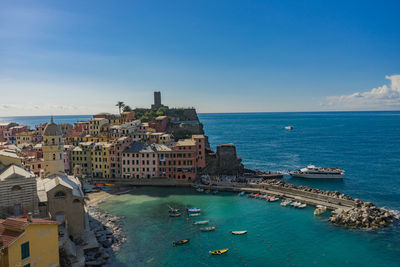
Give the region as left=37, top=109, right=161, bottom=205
left=193, top=220, right=209, bottom=225
left=268, top=196, right=280, bottom=202
left=196, top=188, right=204, bottom=192
left=187, top=207, right=201, bottom=212
left=285, top=126, right=293, bottom=130
left=230, top=230, right=248, bottom=235
left=289, top=165, right=345, bottom=179
left=189, top=213, right=201, bottom=217
left=297, top=203, right=307, bottom=209
left=290, top=201, right=301, bottom=207
left=280, top=199, right=292, bottom=207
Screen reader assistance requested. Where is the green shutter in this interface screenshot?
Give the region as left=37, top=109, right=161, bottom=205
left=21, top=241, right=30, bottom=259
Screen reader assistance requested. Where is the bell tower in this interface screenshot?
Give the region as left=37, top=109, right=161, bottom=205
left=41, top=117, right=65, bottom=177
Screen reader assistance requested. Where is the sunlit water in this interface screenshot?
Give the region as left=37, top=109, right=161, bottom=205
left=3, top=112, right=400, bottom=266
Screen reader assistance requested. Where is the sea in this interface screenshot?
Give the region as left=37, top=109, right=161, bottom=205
left=1, top=111, right=400, bottom=266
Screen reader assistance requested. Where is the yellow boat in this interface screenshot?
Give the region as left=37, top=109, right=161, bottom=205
left=105, top=183, right=115, bottom=187
left=209, top=248, right=229, bottom=255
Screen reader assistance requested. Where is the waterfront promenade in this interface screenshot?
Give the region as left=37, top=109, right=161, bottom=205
left=88, top=178, right=355, bottom=211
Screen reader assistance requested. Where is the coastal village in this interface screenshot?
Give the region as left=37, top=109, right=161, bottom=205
left=0, top=92, right=397, bottom=267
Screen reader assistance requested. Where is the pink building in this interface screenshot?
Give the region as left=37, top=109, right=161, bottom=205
left=3, top=125, right=29, bottom=144
left=121, top=142, right=169, bottom=179
left=73, top=121, right=89, bottom=135
left=0, top=122, right=18, bottom=133
left=109, top=137, right=132, bottom=178
left=158, top=135, right=206, bottom=181
left=63, top=145, right=74, bottom=174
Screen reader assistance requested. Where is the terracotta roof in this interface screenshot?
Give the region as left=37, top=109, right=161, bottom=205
left=0, top=217, right=58, bottom=248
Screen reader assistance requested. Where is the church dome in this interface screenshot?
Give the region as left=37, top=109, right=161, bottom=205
left=43, top=117, right=62, bottom=136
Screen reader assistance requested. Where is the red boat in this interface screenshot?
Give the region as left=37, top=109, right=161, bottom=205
left=169, top=213, right=181, bottom=217
left=95, top=183, right=105, bottom=187
left=250, top=193, right=260, bottom=198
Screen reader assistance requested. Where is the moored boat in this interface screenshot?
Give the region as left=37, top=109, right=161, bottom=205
left=193, top=220, right=209, bottom=225
left=196, top=188, right=204, bottom=192
left=238, top=191, right=245, bottom=196
left=291, top=201, right=301, bottom=207
left=169, top=208, right=180, bottom=213
left=230, top=230, right=248, bottom=235
left=297, top=203, right=307, bottom=209
left=200, top=226, right=215, bottom=232
left=209, top=248, right=229, bottom=255
left=280, top=199, right=292, bottom=206
left=250, top=193, right=260, bottom=198
left=187, top=207, right=201, bottom=212
left=188, top=213, right=201, bottom=217
left=268, top=196, right=280, bottom=202
left=173, top=239, right=190, bottom=246
left=169, top=212, right=181, bottom=217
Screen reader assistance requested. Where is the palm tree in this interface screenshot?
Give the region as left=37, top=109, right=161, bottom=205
left=123, top=105, right=132, bottom=112
left=116, top=101, right=125, bottom=115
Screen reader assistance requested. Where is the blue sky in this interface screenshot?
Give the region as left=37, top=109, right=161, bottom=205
left=0, top=0, right=399, bottom=115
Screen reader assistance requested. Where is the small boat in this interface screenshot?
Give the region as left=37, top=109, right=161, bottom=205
left=173, top=239, right=190, bottom=246
left=212, top=190, right=219, bottom=194
left=314, top=205, right=327, bottom=215
left=209, top=248, right=229, bottom=255
left=264, top=195, right=272, bottom=200
left=230, top=230, right=248, bottom=235
left=187, top=207, right=201, bottom=212
left=280, top=199, right=292, bottom=207
left=105, top=183, right=115, bottom=187
left=297, top=203, right=307, bottom=209
left=268, top=196, right=280, bottom=202
left=205, top=190, right=211, bottom=194
left=291, top=201, right=301, bottom=207
left=196, top=188, right=204, bottom=192
left=250, top=193, right=260, bottom=198
left=169, top=213, right=181, bottom=217
left=200, top=226, right=215, bottom=232
left=239, top=191, right=245, bottom=196
left=285, top=126, right=293, bottom=130
left=193, top=220, right=209, bottom=225
left=169, top=208, right=180, bottom=213
left=188, top=213, right=201, bottom=217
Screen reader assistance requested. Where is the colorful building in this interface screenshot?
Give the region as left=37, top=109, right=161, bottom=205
left=121, top=142, right=170, bottom=179
left=91, top=142, right=111, bottom=178
left=89, top=118, right=109, bottom=137
left=70, top=142, right=93, bottom=175
left=109, top=137, right=132, bottom=178
left=0, top=217, right=59, bottom=267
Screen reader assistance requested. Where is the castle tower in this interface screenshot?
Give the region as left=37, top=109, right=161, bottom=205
left=41, top=117, right=65, bottom=177
left=152, top=91, right=162, bottom=109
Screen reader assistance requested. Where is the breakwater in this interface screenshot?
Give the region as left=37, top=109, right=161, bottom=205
left=89, top=178, right=397, bottom=229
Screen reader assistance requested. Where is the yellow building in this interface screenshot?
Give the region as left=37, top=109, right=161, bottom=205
left=66, top=135, right=109, bottom=146
left=89, top=118, right=109, bottom=136
left=91, top=142, right=111, bottom=178
left=70, top=142, right=93, bottom=175
left=15, top=131, right=36, bottom=148
left=0, top=150, right=23, bottom=168
left=0, top=217, right=59, bottom=267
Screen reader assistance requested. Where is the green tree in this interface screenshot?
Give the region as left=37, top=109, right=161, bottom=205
left=123, top=105, right=132, bottom=112
left=116, top=101, right=125, bottom=115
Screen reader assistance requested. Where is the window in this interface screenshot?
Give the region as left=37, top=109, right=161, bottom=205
left=11, top=185, right=22, bottom=191
left=21, top=241, right=30, bottom=259
left=54, top=191, right=66, bottom=198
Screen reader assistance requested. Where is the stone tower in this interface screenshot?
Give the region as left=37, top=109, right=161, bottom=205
left=152, top=91, right=162, bottom=109
left=41, top=117, right=65, bottom=178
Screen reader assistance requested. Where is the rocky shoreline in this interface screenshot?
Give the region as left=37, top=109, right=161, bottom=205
left=329, top=199, right=397, bottom=229
left=85, top=207, right=127, bottom=266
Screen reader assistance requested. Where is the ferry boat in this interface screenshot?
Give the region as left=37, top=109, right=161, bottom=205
left=289, top=165, right=345, bottom=179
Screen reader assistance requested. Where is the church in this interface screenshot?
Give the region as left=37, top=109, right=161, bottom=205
left=36, top=118, right=85, bottom=242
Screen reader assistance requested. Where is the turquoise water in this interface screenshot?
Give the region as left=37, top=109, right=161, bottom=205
left=100, top=187, right=400, bottom=266
left=3, top=112, right=400, bottom=265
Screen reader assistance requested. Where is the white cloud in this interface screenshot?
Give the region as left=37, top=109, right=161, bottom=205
left=326, top=75, right=400, bottom=110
